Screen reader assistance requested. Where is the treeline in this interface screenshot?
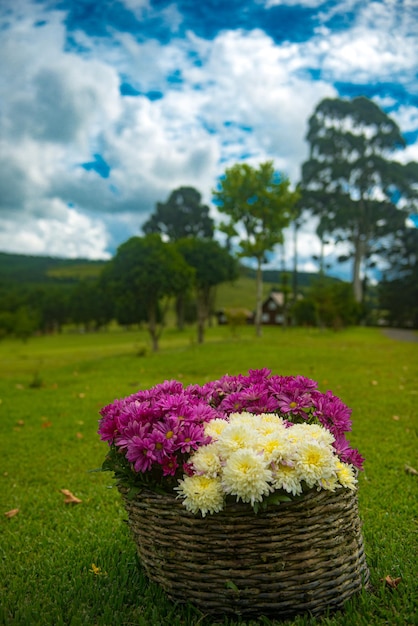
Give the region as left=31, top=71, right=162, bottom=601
left=0, top=252, right=361, bottom=347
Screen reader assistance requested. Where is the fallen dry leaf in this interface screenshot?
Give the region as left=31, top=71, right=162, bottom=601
left=89, top=563, right=107, bottom=576
left=76, top=432, right=84, bottom=439
left=60, top=489, right=82, bottom=504
left=381, top=575, right=402, bottom=590
left=41, top=420, right=52, bottom=428
left=4, top=508, right=19, bottom=518
left=392, top=415, right=400, bottom=421
left=371, top=380, right=378, bottom=386
left=404, top=464, right=418, bottom=476
left=17, top=420, right=25, bottom=426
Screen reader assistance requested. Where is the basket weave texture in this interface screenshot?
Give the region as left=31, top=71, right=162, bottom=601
left=120, top=486, right=369, bottom=618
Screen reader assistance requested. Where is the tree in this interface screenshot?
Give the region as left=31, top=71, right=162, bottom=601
left=101, top=234, right=193, bottom=351
left=213, top=161, right=299, bottom=337
left=142, top=186, right=215, bottom=330
left=142, top=186, right=214, bottom=241
left=35, top=287, right=70, bottom=333
left=13, top=306, right=39, bottom=342
left=301, top=96, right=418, bottom=304
left=379, top=224, right=418, bottom=327
left=176, top=238, right=238, bottom=344
left=291, top=196, right=305, bottom=303
left=69, top=280, right=113, bottom=331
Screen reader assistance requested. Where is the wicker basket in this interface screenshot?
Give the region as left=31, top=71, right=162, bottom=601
left=120, top=486, right=369, bottom=618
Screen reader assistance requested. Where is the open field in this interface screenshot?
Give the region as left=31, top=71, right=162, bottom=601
left=1, top=326, right=417, bottom=625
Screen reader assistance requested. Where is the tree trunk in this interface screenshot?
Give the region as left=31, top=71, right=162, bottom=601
left=255, top=257, right=263, bottom=337
left=148, top=305, right=159, bottom=352
left=175, top=293, right=185, bottom=331
left=353, top=233, right=366, bottom=304
left=292, top=220, right=298, bottom=302
left=196, top=289, right=208, bottom=344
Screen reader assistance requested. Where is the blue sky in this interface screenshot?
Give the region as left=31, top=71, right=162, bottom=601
left=0, top=0, right=417, bottom=280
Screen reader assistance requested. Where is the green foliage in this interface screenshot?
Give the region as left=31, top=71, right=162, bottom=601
left=176, top=238, right=238, bottom=342
left=379, top=226, right=418, bottom=328
left=213, top=161, right=299, bottom=335
left=0, top=327, right=417, bottom=625
left=0, top=311, right=14, bottom=339
left=293, top=279, right=361, bottom=329
left=142, top=186, right=214, bottom=240
left=301, top=96, right=417, bottom=303
left=101, top=234, right=194, bottom=350
left=213, top=161, right=298, bottom=260
left=69, top=280, right=113, bottom=331
left=13, top=306, right=40, bottom=341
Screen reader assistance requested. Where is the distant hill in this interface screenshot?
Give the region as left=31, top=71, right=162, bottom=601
left=239, top=266, right=342, bottom=288
left=216, top=265, right=343, bottom=310
left=0, top=252, right=107, bottom=285
left=0, top=251, right=342, bottom=293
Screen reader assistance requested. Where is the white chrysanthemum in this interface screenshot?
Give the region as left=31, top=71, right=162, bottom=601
left=291, top=423, right=335, bottom=445
left=191, top=444, right=222, bottom=477
left=295, top=441, right=337, bottom=488
left=256, top=413, right=286, bottom=437
left=176, top=475, right=224, bottom=517
left=271, top=462, right=303, bottom=496
left=336, top=461, right=357, bottom=490
left=256, top=432, right=294, bottom=463
left=319, top=475, right=340, bottom=492
left=285, top=424, right=307, bottom=445
left=228, top=411, right=260, bottom=427
left=204, top=418, right=228, bottom=440
left=216, top=422, right=258, bottom=456
left=221, top=448, right=272, bottom=505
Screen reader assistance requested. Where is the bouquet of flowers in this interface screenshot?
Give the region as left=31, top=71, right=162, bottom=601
left=98, top=368, right=364, bottom=516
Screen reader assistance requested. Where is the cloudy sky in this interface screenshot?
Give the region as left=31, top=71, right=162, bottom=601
left=1, top=0, right=417, bottom=278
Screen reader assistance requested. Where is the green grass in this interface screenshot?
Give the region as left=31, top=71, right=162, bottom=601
left=1, top=326, right=417, bottom=625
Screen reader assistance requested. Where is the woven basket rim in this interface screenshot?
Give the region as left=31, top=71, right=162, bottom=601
left=119, top=482, right=357, bottom=517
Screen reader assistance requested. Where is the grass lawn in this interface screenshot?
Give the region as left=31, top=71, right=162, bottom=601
left=0, top=325, right=417, bottom=625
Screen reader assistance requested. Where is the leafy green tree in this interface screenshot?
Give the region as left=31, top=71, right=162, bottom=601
left=213, top=161, right=299, bottom=336
left=290, top=197, right=305, bottom=303
left=379, top=225, right=418, bottom=327
left=0, top=311, right=14, bottom=339
left=69, top=280, right=113, bottom=331
left=101, top=234, right=193, bottom=351
left=297, top=279, right=361, bottom=329
left=13, top=306, right=39, bottom=342
left=301, top=96, right=418, bottom=304
left=176, top=238, right=238, bottom=344
left=27, top=286, right=71, bottom=333
left=142, top=186, right=214, bottom=240
left=142, top=186, right=215, bottom=330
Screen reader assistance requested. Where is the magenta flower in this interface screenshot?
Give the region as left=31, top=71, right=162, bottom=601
left=161, top=454, right=179, bottom=476
left=176, top=422, right=211, bottom=454
left=125, top=435, right=156, bottom=473
left=276, top=390, right=312, bottom=417
left=312, top=390, right=353, bottom=434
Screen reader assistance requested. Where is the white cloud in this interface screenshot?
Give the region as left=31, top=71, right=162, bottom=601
left=310, top=2, right=418, bottom=82
left=265, top=0, right=326, bottom=7
left=0, top=205, right=110, bottom=258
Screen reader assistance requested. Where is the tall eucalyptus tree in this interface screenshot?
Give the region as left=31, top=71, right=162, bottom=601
left=301, top=96, right=418, bottom=303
